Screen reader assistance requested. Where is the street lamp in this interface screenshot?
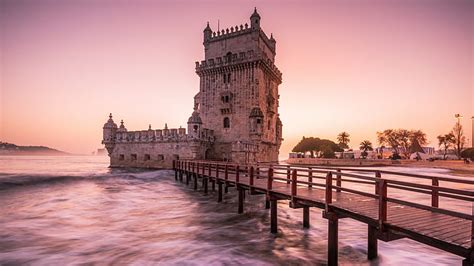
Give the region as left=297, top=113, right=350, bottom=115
left=471, top=116, right=474, bottom=148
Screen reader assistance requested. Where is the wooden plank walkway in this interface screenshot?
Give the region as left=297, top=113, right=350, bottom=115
left=174, top=160, right=474, bottom=265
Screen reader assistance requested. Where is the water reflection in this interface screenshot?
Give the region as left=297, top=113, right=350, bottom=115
left=0, top=156, right=467, bottom=265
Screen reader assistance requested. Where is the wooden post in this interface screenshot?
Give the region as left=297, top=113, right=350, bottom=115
left=466, top=205, right=474, bottom=266
left=336, top=169, right=342, bottom=192
left=216, top=163, right=219, bottom=179
left=303, top=206, right=310, bottom=228
left=308, top=167, right=312, bottom=188
left=186, top=168, right=190, bottom=185
left=224, top=165, right=229, bottom=193
left=286, top=166, right=291, bottom=184
left=432, top=176, right=439, bottom=208
left=249, top=166, right=254, bottom=186
left=203, top=177, right=208, bottom=195
left=236, top=165, right=240, bottom=184
left=265, top=199, right=270, bottom=209
left=225, top=164, right=228, bottom=181
left=217, top=181, right=223, bottom=202
left=194, top=174, right=198, bottom=190
left=238, top=188, right=244, bottom=214
left=257, top=165, right=260, bottom=179
left=375, top=171, right=381, bottom=195
left=291, top=169, right=297, bottom=196
left=325, top=172, right=333, bottom=211
left=327, top=215, right=339, bottom=266
left=368, top=224, right=378, bottom=260
left=267, top=167, right=274, bottom=190
left=174, top=160, right=178, bottom=180
left=270, top=200, right=278, bottom=233
left=378, top=179, right=387, bottom=230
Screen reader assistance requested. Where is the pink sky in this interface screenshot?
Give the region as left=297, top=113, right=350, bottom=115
left=1, top=0, right=473, bottom=155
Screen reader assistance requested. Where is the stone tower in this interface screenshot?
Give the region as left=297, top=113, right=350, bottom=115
left=195, top=8, right=283, bottom=163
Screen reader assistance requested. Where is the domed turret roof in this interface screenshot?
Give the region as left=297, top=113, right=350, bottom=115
left=103, top=113, right=118, bottom=128
left=251, top=7, right=260, bottom=19
left=249, top=107, right=264, bottom=117
left=117, top=120, right=127, bottom=132
left=187, top=111, right=202, bottom=124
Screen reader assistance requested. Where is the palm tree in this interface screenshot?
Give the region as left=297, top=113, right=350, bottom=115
left=337, top=132, right=350, bottom=159
left=359, top=140, right=373, bottom=159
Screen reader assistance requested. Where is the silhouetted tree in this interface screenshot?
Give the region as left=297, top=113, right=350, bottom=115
left=337, top=132, right=350, bottom=158
left=359, top=140, right=373, bottom=159
left=437, top=133, right=454, bottom=160
left=451, top=122, right=466, bottom=159
left=377, top=129, right=428, bottom=159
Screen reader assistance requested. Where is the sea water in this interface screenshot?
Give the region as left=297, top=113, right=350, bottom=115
left=0, top=156, right=470, bottom=265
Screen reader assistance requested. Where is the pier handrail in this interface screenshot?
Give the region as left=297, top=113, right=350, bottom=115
left=174, top=159, right=474, bottom=263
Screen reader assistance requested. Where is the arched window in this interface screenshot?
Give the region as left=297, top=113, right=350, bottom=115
left=193, top=125, right=198, bottom=132
left=223, top=117, right=230, bottom=128
left=227, top=73, right=231, bottom=83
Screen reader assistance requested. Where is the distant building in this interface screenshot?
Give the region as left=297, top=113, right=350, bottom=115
left=102, top=9, right=283, bottom=168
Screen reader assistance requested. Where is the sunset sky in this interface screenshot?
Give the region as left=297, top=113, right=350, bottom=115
left=1, top=0, right=473, bottom=155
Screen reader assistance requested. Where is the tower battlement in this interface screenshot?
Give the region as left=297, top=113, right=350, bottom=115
left=195, top=50, right=282, bottom=82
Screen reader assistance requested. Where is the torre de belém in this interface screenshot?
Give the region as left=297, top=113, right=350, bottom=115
left=102, top=9, right=283, bottom=168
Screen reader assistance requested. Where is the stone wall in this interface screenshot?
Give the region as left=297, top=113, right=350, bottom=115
left=109, top=140, right=212, bottom=169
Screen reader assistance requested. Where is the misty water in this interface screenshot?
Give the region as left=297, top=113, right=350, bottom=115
left=0, top=156, right=471, bottom=265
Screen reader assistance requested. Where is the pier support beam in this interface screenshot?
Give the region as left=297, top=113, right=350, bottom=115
left=238, top=188, right=244, bottom=214
left=174, top=170, right=177, bottom=180
left=270, top=200, right=278, bottom=234
left=265, top=199, right=270, bottom=209
left=217, top=182, right=223, bottom=202
left=186, top=173, right=190, bottom=185
left=203, top=178, right=208, bottom=195
left=211, top=180, right=215, bottom=191
left=368, top=225, right=378, bottom=260
left=193, top=174, right=198, bottom=190
left=303, top=206, right=310, bottom=228
left=326, top=212, right=339, bottom=266
left=225, top=185, right=229, bottom=193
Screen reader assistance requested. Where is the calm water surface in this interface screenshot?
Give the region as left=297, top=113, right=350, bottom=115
left=0, top=156, right=471, bottom=265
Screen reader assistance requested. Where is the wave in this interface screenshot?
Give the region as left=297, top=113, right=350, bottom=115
left=0, top=168, right=169, bottom=190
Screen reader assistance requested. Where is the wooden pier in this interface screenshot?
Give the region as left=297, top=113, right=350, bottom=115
left=173, top=160, right=474, bottom=265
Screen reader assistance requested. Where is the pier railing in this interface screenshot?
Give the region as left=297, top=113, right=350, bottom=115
left=173, top=160, right=474, bottom=265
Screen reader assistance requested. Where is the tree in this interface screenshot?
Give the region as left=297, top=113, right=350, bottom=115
left=377, top=129, right=428, bottom=159
left=461, top=148, right=474, bottom=160
left=451, top=122, right=466, bottom=159
left=337, top=132, right=350, bottom=158
left=437, top=133, right=454, bottom=160
left=292, top=137, right=342, bottom=158
left=292, top=137, right=320, bottom=158
left=359, top=140, right=373, bottom=159
left=377, top=129, right=399, bottom=154
left=396, top=129, right=412, bottom=158
left=411, top=130, right=428, bottom=147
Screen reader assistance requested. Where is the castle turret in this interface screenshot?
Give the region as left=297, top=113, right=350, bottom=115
left=187, top=111, right=203, bottom=138
left=102, top=113, right=118, bottom=155
left=250, top=8, right=261, bottom=30
left=203, top=22, right=212, bottom=42
left=117, top=120, right=127, bottom=132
